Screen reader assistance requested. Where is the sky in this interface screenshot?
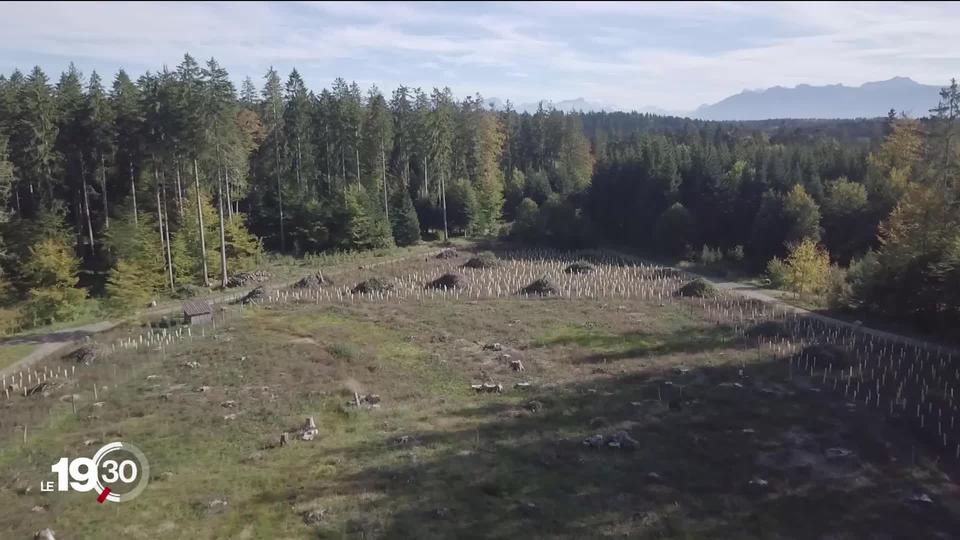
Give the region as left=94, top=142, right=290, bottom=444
left=2, top=1, right=960, bottom=112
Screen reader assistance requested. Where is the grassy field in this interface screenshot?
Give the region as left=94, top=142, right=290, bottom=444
left=0, top=343, right=37, bottom=371
left=1, top=246, right=958, bottom=539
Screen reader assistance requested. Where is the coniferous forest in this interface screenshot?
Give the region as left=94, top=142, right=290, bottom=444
left=0, top=54, right=958, bottom=334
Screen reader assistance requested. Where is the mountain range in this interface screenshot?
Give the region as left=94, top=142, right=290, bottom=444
left=487, top=77, right=945, bottom=120
left=691, top=77, right=943, bottom=120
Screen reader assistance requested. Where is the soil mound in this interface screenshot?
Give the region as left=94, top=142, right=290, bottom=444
left=426, top=273, right=464, bottom=290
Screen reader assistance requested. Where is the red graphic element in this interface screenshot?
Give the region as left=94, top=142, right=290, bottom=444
left=97, top=487, right=111, bottom=503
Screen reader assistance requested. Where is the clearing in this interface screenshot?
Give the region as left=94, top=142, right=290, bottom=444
left=0, top=247, right=958, bottom=539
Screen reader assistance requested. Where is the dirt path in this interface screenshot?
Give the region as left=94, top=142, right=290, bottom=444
left=697, top=273, right=958, bottom=354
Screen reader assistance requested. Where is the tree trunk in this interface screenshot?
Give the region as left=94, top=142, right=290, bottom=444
left=100, top=153, right=109, bottom=229
left=156, top=188, right=173, bottom=292
left=423, top=156, right=428, bottom=200
left=272, top=129, right=285, bottom=253
left=174, top=158, right=184, bottom=215
left=80, top=156, right=95, bottom=254
left=217, top=171, right=228, bottom=289
left=296, top=134, right=303, bottom=188
left=74, top=188, right=84, bottom=251
left=355, top=146, right=361, bottom=187
left=381, top=134, right=388, bottom=219
left=129, top=163, right=138, bottom=226
left=215, top=142, right=232, bottom=221
left=161, top=176, right=175, bottom=291
left=194, top=159, right=209, bottom=286
left=441, top=171, right=449, bottom=241
left=225, top=167, right=233, bottom=221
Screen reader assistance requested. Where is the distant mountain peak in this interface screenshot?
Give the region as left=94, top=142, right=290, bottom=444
left=694, top=77, right=942, bottom=120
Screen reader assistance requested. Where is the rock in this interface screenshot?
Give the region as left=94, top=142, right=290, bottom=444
left=207, top=498, right=229, bottom=513
left=220, top=400, right=237, bottom=408
left=582, top=434, right=605, bottom=449
left=180, top=361, right=201, bottom=369
left=395, top=435, right=412, bottom=445
left=607, top=431, right=638, bottom=450
left=30, top=505, right=46, bottom=513
left=34, top=529, right=56, bottom=540
left=302, top=509, right=326, bottom=524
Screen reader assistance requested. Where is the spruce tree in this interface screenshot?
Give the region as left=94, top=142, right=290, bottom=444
left=391, top=189, right=420, bottom=246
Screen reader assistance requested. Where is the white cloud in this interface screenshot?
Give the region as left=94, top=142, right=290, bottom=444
left=1, top=1, right=959, bottom=110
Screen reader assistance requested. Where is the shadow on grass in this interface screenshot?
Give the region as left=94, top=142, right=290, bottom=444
left=537, top=324, right=739, bottom=365
left=284, top=352, right=960, bottom=539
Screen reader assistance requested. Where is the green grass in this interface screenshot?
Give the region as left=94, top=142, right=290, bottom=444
left=0, top=343, right=37, bottom=370
left=0, top=261, right=957, bottom=538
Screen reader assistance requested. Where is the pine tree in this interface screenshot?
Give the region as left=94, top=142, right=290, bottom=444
left=390, top=189, right=420, bottom=246
left=16, top=66, right=60, bottom=207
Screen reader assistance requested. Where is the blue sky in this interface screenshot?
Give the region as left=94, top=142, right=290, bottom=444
left=2, top=1, right=959, bottom=111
